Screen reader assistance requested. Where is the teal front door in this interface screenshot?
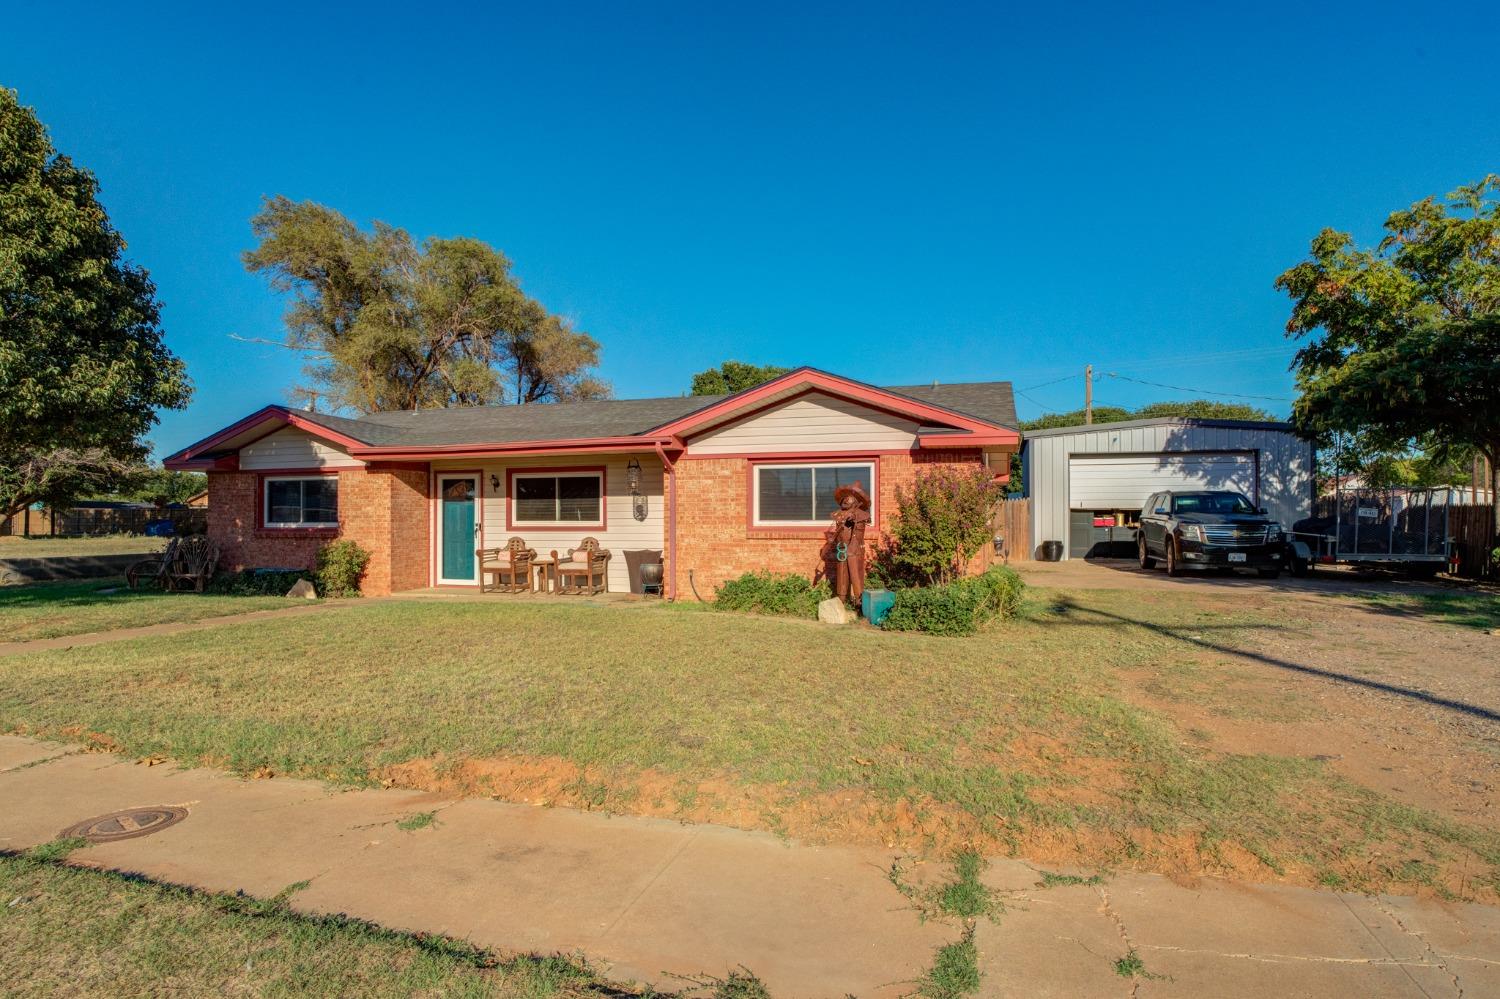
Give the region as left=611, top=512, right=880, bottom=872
left=439, top=476, right=477, bottom=583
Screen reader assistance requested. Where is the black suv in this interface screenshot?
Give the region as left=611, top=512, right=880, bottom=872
left=1137, top=490, right=1284, bottom=578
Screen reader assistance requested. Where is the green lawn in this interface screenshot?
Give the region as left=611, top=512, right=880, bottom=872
left=1352, top=589, right=1500, bottom=631
left=0, top=578, right=308, bottom=642
left=0, top=535, right=167, bottom=559
left=0, top=847, right=641, bottom=998
left=2, top=589, right=1495, bottom=898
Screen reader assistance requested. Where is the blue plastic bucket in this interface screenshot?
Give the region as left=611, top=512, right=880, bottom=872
left=862, top=588, right=896, bottom=626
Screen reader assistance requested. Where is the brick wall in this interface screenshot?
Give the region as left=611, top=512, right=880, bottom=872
left=207, top=465, right=430, bottom=596
left=670, top=449, right=992, bottom=599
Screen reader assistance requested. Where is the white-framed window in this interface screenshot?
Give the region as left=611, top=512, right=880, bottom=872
left=263, top=476, right=339, bottom=528
left=752, top=462, right=874, bottom=527
left=510, top=470, right=604, bottom=526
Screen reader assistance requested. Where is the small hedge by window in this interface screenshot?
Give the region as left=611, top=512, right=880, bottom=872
left=207, top=569, right=315, bottom=596
left=714, top=571, right=832, bottom=618
left=316, top=539, right=370, bottom=598
left=881, top=566, right=1025, bottom=637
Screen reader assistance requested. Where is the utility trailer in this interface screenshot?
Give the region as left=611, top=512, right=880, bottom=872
left=1287, top=487, right=1457, bottom=577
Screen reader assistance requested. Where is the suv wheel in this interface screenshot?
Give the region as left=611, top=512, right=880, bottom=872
left=1165, top=538, right=1185, bottom=577
left=1138, top=535, right=1156, bottom=570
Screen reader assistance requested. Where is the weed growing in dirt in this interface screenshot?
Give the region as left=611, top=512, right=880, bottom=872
left=917, top=930, right=981, bottom=999
left=396, top=811, right=438, bottom=832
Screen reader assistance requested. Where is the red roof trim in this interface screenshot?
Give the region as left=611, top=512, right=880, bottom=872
left=353, top=437, right=672, bottom=461
left=646, top=368, right=1019, bottom=442
left=164, top=406, right=369, bottom=471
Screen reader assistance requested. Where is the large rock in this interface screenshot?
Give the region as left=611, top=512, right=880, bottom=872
left=817, top=597, right=853, bottom=625
left=286, top=578, right=319, bottom=600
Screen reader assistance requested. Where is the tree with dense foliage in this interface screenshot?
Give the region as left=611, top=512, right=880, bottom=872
left=1276, top=176, right=1500, bottom=536
left=103, top=469, right=207, bottom=506
left=881, top=466, right=1004, bottom=586
left=689, top=360, right=790, bottom=396
left=244, top=197, right=608, bottom=412
left=0, top=88, right=191, bottom=523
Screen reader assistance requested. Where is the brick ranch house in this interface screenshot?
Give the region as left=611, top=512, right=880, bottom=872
left=164, top=368, right=1020, bottom=598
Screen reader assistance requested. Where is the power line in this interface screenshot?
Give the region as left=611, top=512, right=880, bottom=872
left=1103, top=372, right=1291, bottom=402
left=1013, top=389, right=1062, bottom=414
left=1016, top=372, right=1079, bottom=392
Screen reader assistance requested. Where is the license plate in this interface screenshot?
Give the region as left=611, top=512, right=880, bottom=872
left=1228, top=553, right=1247, bottom=563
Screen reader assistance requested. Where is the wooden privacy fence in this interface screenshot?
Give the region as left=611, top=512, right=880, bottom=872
left=46, top=506, right=207, bottom=538
left=996, top=496, right=1031, bottom=563
left=1448, top=504, right=1497, bottom=580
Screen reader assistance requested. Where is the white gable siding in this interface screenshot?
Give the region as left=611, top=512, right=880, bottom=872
left=686, top=392, right=918, bottom=454
left=432, top=454, right=665, bottom=593
left=239, top=426, right=364, bottom=469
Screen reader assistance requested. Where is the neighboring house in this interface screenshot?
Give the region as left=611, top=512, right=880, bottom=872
left=164, top=368, right=1021, bottom=597
left=1021, top=417, right=1314, bottom=559
left=182, top=489, right=210, bottom=508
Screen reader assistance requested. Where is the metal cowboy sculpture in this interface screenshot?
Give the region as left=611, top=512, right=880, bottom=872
left=822, top=481, right=871, bottom=606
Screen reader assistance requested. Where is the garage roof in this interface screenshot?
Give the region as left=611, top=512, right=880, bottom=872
left=1021, top=416, right=1295, bottom=439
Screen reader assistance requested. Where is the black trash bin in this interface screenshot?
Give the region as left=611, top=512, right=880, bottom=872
left=1038, top=540, right=1064, bottom=561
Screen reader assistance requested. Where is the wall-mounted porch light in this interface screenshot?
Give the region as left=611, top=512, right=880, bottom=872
left=626, top=459, right=642, bottom=491
left=489, top=473, right=500, bottom=491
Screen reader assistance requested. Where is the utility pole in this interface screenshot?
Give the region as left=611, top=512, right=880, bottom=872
left=1084, top=364, right=1093, bottom=425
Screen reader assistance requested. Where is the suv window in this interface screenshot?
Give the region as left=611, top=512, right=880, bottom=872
left=1172, top=492, right=1257, bottom=515
left=1142, top=493, right=1158, bottom=517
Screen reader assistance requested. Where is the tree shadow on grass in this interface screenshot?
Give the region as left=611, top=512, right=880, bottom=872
left=1039, top=595, right=1500, bottom=724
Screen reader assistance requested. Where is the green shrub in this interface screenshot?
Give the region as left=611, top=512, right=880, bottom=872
left=207, top=569, right=314, bottom=596
left=714, top=571, right=831, bottom=618
left=884, top=466, right=1003, bottom=586
left=316, top=539, right=370, bottom=598
left=882, top=566, right=1024, bottom=636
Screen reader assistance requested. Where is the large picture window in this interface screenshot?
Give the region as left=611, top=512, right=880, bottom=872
left=753, top=462, right=873, bottom=526
left=510, top=470, right=604, bottom=526
left=263, top=476, right=338, bottom=528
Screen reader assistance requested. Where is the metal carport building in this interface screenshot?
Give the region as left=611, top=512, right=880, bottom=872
left=1021, top=418, right=1314, bottom=560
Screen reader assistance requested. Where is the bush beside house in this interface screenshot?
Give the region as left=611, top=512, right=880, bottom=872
left=316, top=540, right=370, bottom=598
left=881, top=566, right=1025, bottom=637
left=715, top=571, right=832, bottom=618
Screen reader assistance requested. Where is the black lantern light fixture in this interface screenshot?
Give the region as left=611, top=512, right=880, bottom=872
left=489, top=473, right=500, bottom=491
left=626, top=458, right=647, bottom=521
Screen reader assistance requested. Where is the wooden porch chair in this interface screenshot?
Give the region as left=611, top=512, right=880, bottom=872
left=164, top=535, right=220, bottom=593
left=479, top=538, right=536, bottom=593
left=125, top=537, right=180, bottom=590
left=553, top=537, right=611, bottom=595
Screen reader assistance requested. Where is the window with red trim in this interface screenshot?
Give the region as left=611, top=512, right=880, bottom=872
left=752, top=462, right=872, bottom=526
left=263, top=476, right=339, bottom=528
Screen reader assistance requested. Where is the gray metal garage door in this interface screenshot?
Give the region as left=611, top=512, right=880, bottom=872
left=1068, top=452, right=1255, bottom=510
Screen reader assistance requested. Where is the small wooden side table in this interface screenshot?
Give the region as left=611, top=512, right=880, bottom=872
left=531, top=557, right=557, bottom=594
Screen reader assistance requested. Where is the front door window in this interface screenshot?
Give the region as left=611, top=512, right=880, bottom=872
left=440, top=477, right=477, bottom=582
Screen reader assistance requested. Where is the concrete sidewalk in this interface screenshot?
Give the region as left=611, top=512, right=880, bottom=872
left=1, top=736, right=1495, bottom=997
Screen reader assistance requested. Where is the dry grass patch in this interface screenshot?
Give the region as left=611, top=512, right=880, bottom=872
left=1, top=589, right=1496, bottom=898
left=0, top=578, right=303, bottom=642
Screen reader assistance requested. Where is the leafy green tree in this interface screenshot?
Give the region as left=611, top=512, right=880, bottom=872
left=1132, top=400, right=1276, bottom=422
left=1277, top=176, right=1500, bottom=536
left=101, top=469, right=208, bottom=505
left=1017, top=406, right=1133, bottom=431
left=882, top=466, right=1004, bottom=586
left=0, top=88, right=191, bottom=523
left=244, top=197, right=608, bottom=412
left=689, top=360, right=790, bottom=396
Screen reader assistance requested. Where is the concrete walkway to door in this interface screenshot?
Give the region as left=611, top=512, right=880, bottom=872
left=2, top=735, right=1495, bottom=997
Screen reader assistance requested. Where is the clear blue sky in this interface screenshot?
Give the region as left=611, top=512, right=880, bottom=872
left=5, top=1, right=1497, bottom=456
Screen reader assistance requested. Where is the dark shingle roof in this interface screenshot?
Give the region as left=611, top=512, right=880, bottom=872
left=288, top=380, right=1015, bottom=448
left=883, top=382, right=1018, bottom=430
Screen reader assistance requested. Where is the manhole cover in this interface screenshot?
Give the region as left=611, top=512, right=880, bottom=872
left=59, top=806, right=188, bottom=843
